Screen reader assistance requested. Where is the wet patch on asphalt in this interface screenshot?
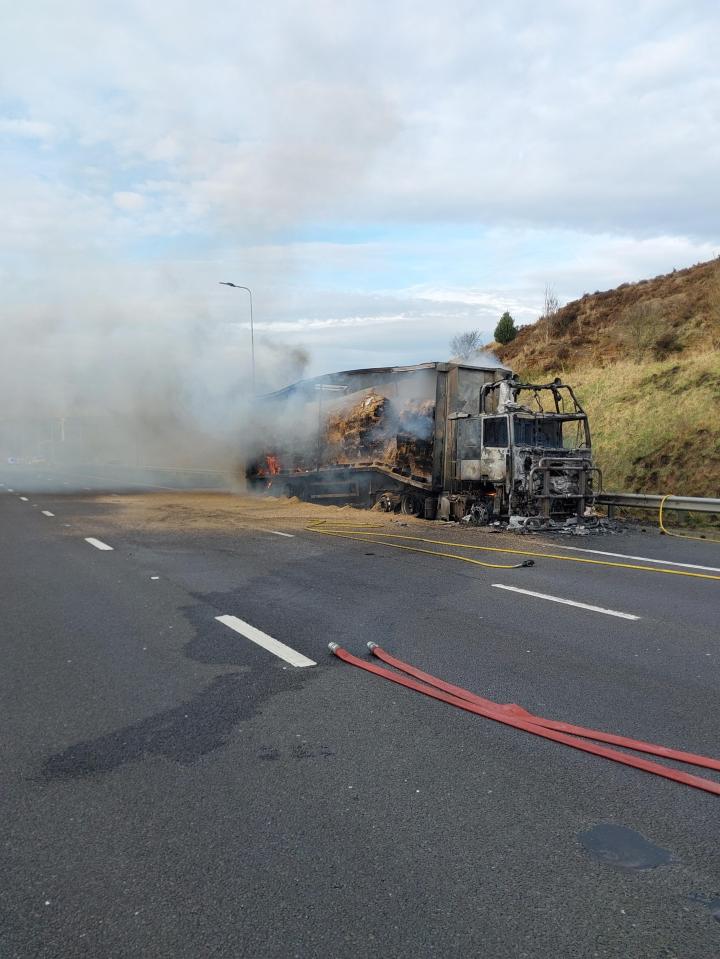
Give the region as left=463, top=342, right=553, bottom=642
left=579, top=823, right=674, bottom=871
left=688, top=892, right=720, bottom=922
left=41, top=666, right=309, bottom=781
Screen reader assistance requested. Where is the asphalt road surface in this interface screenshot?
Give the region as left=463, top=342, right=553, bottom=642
left=3, top=467, right=720, bottom=958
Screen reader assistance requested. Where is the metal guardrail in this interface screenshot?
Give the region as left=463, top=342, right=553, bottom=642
left=597, top=492, right=720, bottom=515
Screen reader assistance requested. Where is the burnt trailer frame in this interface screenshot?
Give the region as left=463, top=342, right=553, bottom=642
left=249, top=361, right=509, bottom=516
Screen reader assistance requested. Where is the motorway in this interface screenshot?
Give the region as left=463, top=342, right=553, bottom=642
left=2, top=467, right=720, bottom=958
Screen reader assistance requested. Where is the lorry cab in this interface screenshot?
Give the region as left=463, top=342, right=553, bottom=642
left=451, top=377, right=599, bottom=521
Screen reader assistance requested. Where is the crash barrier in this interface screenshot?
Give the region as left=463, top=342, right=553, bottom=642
left=307, top=521, right=720, bottom=581
left=330, top=643, right=720, bottom=797
left=598, top=491, right=720, bottom=542
left=597, top=492, right=720, bottom=514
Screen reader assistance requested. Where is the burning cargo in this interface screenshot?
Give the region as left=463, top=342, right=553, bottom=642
left=247, top=361, right=599, bottom=523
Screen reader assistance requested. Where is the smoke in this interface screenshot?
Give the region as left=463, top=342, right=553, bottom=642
left=0, top=286, right=309, bottom=476
left=449, top=348, right=505, bottom=368
left=472, top=349, right=505, bottom=368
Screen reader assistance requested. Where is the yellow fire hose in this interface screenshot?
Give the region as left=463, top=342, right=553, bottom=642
left=305, top=520, right=533, bottom=570
left=658, top=494, right=720, bottom=544
left=306, top=520, right=720, bottom=582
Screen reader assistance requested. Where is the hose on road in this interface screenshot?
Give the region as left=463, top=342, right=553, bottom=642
left=308, top=521, right=720, bottom=581
left=329, top=643, right=720, bottom=797
left=306, top=520, right=533, bottom=570
left=659, top=494, right=720, bottom=544
left=367, top=643, right=720, bottom=772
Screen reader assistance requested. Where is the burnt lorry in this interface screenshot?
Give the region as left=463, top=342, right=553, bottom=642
left=247, top=361, right=600, bottom=523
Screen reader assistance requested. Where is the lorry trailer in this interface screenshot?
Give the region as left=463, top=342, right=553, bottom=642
left=247, top=361, right=600, bottom=523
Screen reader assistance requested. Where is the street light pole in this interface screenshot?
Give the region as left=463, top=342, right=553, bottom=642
left=219, top=281, right=255, bottom=394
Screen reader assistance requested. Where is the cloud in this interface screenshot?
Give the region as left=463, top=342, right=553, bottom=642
left=0, top=118, right=55, bottom=140
left=112, top=191, right=146, bottom=212
left=0, top=0, right=718, bottom=430
left=1, top=1, right=718, bottom=240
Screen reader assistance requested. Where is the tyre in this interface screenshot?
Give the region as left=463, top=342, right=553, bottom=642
left=400, top=492, right=423, bottom=517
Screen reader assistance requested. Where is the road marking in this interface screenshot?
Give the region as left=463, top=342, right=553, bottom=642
left=492, top=584, right=640, bottom=620
left=150, top=576, right=160, bottom=580
left=265, top=530, right=294, bottom=538
left=553, top=543, right=720, bottom=574
left=215, top=615, right=316, bottom=667
left=19, top=496, right=29, bottom=501
left=7, top=488, right=14, bottom=492
left=41, top=510, right=55, bottom=517
left=84, top=537, right=114, bottom=551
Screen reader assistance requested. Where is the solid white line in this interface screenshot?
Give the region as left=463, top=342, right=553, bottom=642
left=553, top=543, right=720, bottom=574
left=19, top=496, right=29, bottom=501
left=492, top=583, right=640, bottom=620
left=41, top=510, right=55, bottom=517
left=84, top=537, right=114, bottom=551
left=215, top=615, right=316, bottom=667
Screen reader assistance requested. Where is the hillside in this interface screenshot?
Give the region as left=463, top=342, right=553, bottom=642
left=495, top=258, right=720, bottom=497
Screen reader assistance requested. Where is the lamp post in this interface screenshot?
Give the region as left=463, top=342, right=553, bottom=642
left=219, top=281, right=255, bottom=394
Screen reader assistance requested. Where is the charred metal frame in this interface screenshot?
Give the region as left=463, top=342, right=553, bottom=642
left=480, top=375, right=586, bottom=416
left=526, top=457, right=603, bottom=518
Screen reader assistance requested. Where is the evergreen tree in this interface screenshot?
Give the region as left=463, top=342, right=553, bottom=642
left=494, top=311, right=517, bottom=344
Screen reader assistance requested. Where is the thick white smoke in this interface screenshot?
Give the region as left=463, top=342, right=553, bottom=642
left=0, top=287, right=309, bottom=473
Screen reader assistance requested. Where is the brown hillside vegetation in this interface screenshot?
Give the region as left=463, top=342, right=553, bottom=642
left=495, top=258, right=720, bottom=497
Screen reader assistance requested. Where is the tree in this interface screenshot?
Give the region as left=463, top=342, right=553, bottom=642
left=449, top=329, right=483, bottom=360
left=494, top=311, right=517, bottom=344
left=542, top=284, right=560, bottom=344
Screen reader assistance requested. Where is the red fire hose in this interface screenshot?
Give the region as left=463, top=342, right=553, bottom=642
left=367, top=643, right=720, bottom=772
left=329, top=643, right=720, bottom=797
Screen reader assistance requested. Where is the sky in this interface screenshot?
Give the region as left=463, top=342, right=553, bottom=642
left=1, top=0, right=719, bottom=408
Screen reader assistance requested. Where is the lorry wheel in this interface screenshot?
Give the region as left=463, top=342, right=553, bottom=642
left=400, top=493, right=423, bottom=516
left=469, top=502, right=490, bottom=526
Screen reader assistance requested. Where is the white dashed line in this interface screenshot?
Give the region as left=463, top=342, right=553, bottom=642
left=492, top=584, right=640, bottom=620
left=84, top=537, right=114, bottom=551
left=41, top=510, right=55, bottom=517
left=7, top=488, right=14, bottom=492
left=150, top=576, right=160, bottom=580
left=553, top=543, right=720, bottom=574
left=264, top=530, right=295, bottom=538
left=215, top=615, right=316, bottom=667
left=19, top=496, right=29, bottom=501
